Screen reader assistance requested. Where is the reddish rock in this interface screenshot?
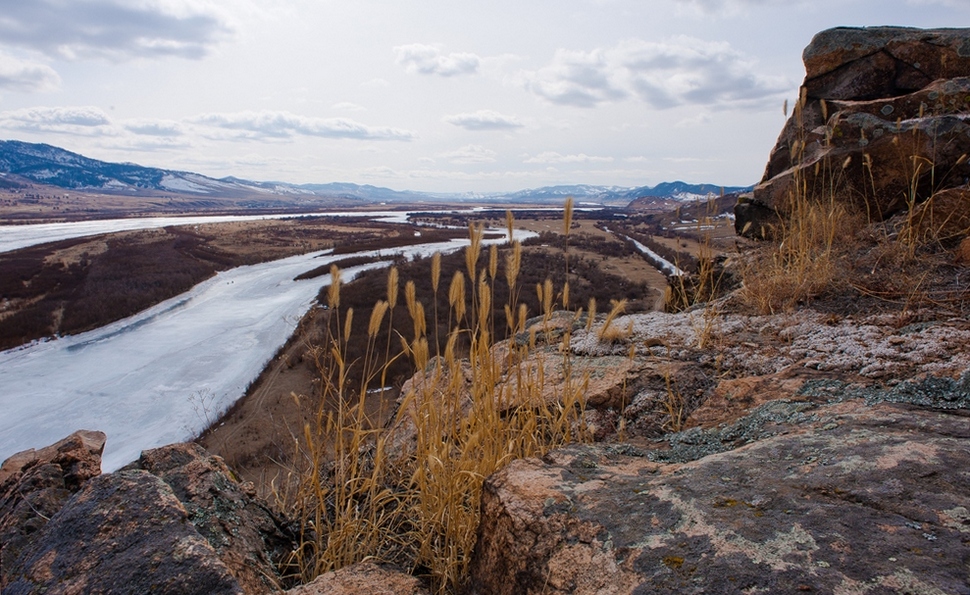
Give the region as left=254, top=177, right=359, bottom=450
left=4, top=470, right=243, bottom=595
left=0, top=430, right=105, bottom=587
left=1, top=435, right=299, bottom=594
left=0, top=429, right=104, bottom=488
left=285, top=562, right=429, bottom=595
left=468, top=400, right=970, bottom=594
left=802, top=27, right=970, bottom=100
left=738, top=26, right=970, bottom=237
left=130, top=443, right=299, bottom=594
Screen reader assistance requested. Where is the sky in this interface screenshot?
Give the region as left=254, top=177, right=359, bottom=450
left=0, top=0, right=966, bottom=194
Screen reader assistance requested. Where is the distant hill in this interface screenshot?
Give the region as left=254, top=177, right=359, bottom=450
left=0, top=140, right=751, bottom=209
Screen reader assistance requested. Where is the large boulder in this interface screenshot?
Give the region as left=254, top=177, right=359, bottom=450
left=128, top=443, right=300, bottom=594
left=468, top=391, right=970, bottom=594
left=739, top=27, right=970, bottom=238
left=4, top=470, right=243, bottom=595
left=1, top=435, right=299, bottom=594
left=0, top=430, right=106, bottom=587
left=802, top=27, right=970, bottom=101
left=284, top=562, right=429, bottom=595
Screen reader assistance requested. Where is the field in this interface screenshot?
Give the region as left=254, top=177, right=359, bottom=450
left=196, top=208, right=736, bottom=496
left=0, top=216, right=465, bottom=351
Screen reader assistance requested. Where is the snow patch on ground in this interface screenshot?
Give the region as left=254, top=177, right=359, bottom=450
left=160, top=174, right=211, bottom=193
left=0, top=223, right=533, bottom=471
left=571, top=308, right=970, bottom=380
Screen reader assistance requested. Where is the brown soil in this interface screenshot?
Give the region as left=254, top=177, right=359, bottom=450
left=198, top=213, right=690, bottom=494
left=198, top=305, right=399, bottom=501
left=0, top=217, right=464, bottom=351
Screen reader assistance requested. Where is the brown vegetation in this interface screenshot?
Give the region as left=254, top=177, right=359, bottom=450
left=0, top=217, right=465, bottom=351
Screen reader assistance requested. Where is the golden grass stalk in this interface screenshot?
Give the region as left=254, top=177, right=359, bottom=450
left=597, top=298, right=627, bottom=341
left=328, top=264, right=342, bottom=309
left=290, top=204, right=588, bottom=594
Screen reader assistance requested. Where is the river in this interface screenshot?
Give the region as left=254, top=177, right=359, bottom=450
left=0, top=212, right=536, bottom=470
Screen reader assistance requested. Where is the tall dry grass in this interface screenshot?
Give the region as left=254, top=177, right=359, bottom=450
left=739, top=92, right=858, bottom=314
left=281, top=204, right=589, bottom=593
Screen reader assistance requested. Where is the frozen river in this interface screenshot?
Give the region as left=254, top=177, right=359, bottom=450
left=0, top=215, right=534, bottom=470
left=0, top=210, right=421, bottom=254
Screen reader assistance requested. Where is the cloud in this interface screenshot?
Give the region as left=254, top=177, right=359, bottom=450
left=674, top=0, right=793, bottom=14
left=524, top=152, right=613, bottom=164
left=443, top=110, right=524, bottom=131
left=124, top=119, right=185, bottom=136
left=101, top=135, right=191, bottom=152
left=905, top=0, right=966, bottom=5
left=332, top=102, right=366, bottom=112
left=0, top=53, right=60, bottom=92
left=675, top=111, right=714, bottom=127
left=0, top=106, right=113, bottom=135
left=439, top=145, right=497, bottom=164
left=0, top=0, right=231, bottom=61
left=526, top=48, right=628, bottom=108
left=394, top=44, right=480, bottom=77
left=192, top=110, right=414, bottom=141
left=526, top=37, right=789, bottom=109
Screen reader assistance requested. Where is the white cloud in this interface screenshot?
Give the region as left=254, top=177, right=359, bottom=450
left=439, top=145, right=497, bottom=164
left=0, top=0, right=231, bottom=61
left=0, top=53, right=60, bottom=92
left=101, top=136, right=191, bottom=152
left=124, top=119, right=185, bottom=137
left=526, top=37, right=789, bottom=109
left=524, top=152, right=613, bottom=164
left=676, top=111, right=714, bottom=127
left=0, top=106, right=113, bottom=135
left=674, top=0, right=793, bottom=15
left=192, top=110, right=414, bottom=141
left=333, top=102, right=366, bottom=112
left=443, top=110, right=524, bottom=131
left=394, top=44, right=480, bottom=77
left=527, top=48, right=628, bottom=108
left=905, top=0, right=965, bottom=5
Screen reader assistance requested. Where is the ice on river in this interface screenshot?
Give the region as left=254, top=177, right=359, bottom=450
left=0, top=238, right=479, bottom=471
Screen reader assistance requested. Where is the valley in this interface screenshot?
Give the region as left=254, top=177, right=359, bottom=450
left=0, top=202, right=734, bottom=485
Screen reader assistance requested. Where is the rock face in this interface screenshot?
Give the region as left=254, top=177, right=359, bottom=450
left=5, top=470, right=243, bottom=595
left=0, top=436, right=299, bottom=594
left=0, top=430, right=106, bottom=586
left=285, top=562, right=429, bottom=595
left=469, top=398, right=970, bottom=594
left=737, top=26, right=970, bottom=238
left=128, top=444, right=299, bottom=594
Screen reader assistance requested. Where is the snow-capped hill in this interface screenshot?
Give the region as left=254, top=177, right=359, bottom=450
left=0, top=140, right=752, bottom=211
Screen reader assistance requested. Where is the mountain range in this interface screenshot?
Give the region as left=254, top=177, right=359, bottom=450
left=0, top=140, right=751, bottom=208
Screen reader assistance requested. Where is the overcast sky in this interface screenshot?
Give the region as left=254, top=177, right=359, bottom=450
left=0, top=0, right=966, bottom=193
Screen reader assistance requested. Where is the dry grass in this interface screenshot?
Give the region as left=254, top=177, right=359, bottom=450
left=738, top=93, right=970, bottom=315
left=739, top=94, right=865, bottom=314
left=280, top=207, right=589, bottom=593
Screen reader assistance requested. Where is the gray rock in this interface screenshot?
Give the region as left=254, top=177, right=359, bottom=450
left=738, top=26, right=970, bottom=238
left=285, top=562, right=429, bottom=595
left=3, top=470, right=243, bottom=595
left=468, top=399, right=970, bottom=594
left=0, top=430, right=105, bottom=588
left=130, top=443, right=300, bottom=594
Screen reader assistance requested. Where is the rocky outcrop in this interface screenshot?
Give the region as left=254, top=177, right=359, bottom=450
left=0, top=430, right=106, bottom=587
left=127, top=444, right=299, bottom=594
left=286, top=562, right=429, bottom=595
left=469, top=397, right=970, bottom=594
left=5, top=470, right=244, bottom=595
left=738, top=26, right=970, bottom=239
left=0, top=436, right=299, bottom=594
